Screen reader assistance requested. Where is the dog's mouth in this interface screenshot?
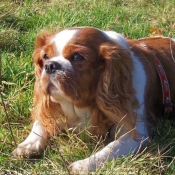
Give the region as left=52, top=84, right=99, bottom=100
left=40, top=73, right=61, bottom=96
left=45, top=78, right=67, bottom=100
left=46, top=83, right=57, bottom=94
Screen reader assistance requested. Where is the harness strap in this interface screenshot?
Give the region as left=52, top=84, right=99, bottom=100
left=154, top=56, right=173, bottom=113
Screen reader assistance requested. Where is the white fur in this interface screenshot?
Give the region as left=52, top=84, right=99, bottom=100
left=131, top=51, right=146, bottom=111
left=171, top=38, right=175, bottom=43
left=103, top=31, right=129, bottom=50
left=12, top=120, right=47, bottom=157
left=52, top=29, right=78, bottom=54
left=58, top=100, right=91, bottom=131
left=139, top=42, right=147, bottom=48
left=131, top=51, right=148, bottom=138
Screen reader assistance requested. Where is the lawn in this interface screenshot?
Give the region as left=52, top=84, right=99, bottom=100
left=1, top=0, right=175, bottom=174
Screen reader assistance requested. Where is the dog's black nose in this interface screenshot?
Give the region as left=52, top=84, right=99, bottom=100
left=44, top=61, right=62, bottom=74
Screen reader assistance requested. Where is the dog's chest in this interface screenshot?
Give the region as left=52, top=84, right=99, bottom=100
left=59, top=101, right=91, bottom=132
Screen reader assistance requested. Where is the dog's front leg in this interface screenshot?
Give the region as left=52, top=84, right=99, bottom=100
left=12, top=120, right=48, bottom=158
left=69, top=120, right=149, bottom=174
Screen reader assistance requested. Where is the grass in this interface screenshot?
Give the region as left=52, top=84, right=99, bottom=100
left=1, top=0, right=175, bottom=174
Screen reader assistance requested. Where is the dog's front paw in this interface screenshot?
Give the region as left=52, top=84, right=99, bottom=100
left=12, top=132, right=46, bottom=158
left=12, top=141, right=44, bottom=158
left=69, top=159, right=96, bottom=174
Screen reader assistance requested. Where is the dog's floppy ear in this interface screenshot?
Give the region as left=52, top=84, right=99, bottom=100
left=33, top=31, right=52, bottom=78
left=96, top=42, right=137, bottom=136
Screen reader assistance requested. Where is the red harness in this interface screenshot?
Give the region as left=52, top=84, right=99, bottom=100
left=154, top=55, right=173, bottom=113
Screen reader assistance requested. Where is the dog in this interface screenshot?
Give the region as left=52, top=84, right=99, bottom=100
left=12, top=27, right=175, bottom=173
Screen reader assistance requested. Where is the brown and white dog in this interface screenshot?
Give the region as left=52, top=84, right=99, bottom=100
left=13, top=27, right=175, bottom=173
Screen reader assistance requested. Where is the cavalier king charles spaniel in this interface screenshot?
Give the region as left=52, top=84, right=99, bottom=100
left=13, top=27, right=175, bottom=173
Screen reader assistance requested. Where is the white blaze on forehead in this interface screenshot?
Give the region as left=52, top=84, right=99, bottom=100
left=52, top=29, right=78, bottom=54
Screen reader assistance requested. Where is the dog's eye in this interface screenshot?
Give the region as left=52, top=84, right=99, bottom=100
left=43, top=54, right=49, bottom=60
left=72, top=53, right=84, bottom=62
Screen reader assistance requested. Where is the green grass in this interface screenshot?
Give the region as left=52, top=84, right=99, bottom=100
left=1, top=0, right=175, bottom=174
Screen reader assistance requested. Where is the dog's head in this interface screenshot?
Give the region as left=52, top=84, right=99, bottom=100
left=33, top=27, right=136, bottom=135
